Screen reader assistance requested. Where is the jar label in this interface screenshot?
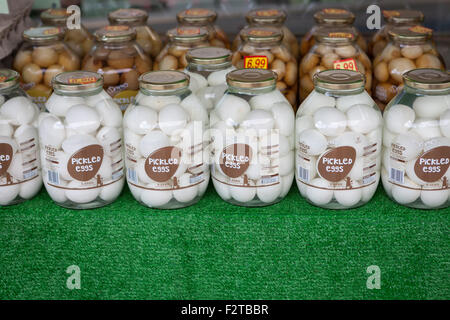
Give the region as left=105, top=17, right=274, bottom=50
left=177, top=27, right=200, bottom=36
left=409, top=25, right=433, bottom=34
left=67, top=145, right=104, bottom=181
left=328, top=32, right=354, bottom=39
left=414, top=146, right=450, bottom=183
left=145, top=146, right=181, bottom=182
left=25, top=86, right=51, bottom=106
left=317, top=146, right=356, bottom=182
left=68, top=77, right=97, bottom=85
left=110, top=89, right=138, bottom=112
left=333, top=58, right=358, bottom=72
left=322, top=8, right=349, bottom=14
left=0, top=143, right=13, bottom=175
left=244, top=55, right=268, bottom=69
left=220, top=143, right=252, bottom=178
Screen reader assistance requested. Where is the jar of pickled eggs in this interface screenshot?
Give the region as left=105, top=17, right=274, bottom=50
left=232, top=27, right=298, bottom=108
left=82, top=25, right=152, bottom=112
left=296, top=70, right=382, bottom=209
left=124, top=71, right=209, bottom=209
left=381, top=68, right=450, bottom=209
left=13, top=26, right=81, bottom=109
left=177, top=8, right=229, bottom=49
left=108, top=8, right=162, bottom=59
left=299, top=8, right=367, bottom=57
left=154, top=26, right=209, bottom=71
left=40, top=8, right=94, bottom=58
left=369, top=9, right=424, bottom=58
left=210, top=69, right=294, bottom=206
left=299, top=28, right=372, bottom=102
left=373, top=26, right=445, bottom=110
left=185, top=47, right=235, bottom=111
left=0, top=69, right=42, bottom=206
left=40, top=71, right=124, bottom=209
left=232, top=8, right=299, bottom=58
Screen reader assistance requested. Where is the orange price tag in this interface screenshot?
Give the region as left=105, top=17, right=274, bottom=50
left=322, top=8, right=348, bottom=14
left=333, top=58, right=358, bottom=72
left=177, top=27, right=200, bottom=35
left=0, top=76, right=6, bottom=82
left=185, top=8, right=210, bottom=16
left=105, top=25, right=129, bottom=31
left=244, top=56, right=268, bottom=69
left=409, top=25, right=433, bottom=34
left=68, top=77, right=97, bottom=85
left=383, top=10, right=400, bottom=18
left=255, top=9, right=280, bottom=16
left=49, top=9, right=69, bottom=16
left=43, top=28, right=60, bottom=35
left=328, top=32, right=354, bottom=39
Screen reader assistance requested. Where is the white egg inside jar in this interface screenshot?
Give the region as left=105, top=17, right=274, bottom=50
left=381, top=68, right=450, bottom=209
left=185, top=47, right=235, bottom=111
left=0, top=69, right=42, bottom=206
left=124, top=70, right=209, bottom=209
left=211, top=69, right=294, bottom=206
left=299, top=26, right=372, bottom=104
left=296, top=70, right=382, bottom=209
left=39, top=71, right=124, bottom=209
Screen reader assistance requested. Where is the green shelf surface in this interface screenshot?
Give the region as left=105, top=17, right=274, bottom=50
left=0, top=183, right=448, bottom=300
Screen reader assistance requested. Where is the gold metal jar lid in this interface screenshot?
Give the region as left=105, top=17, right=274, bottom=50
left=23, top=26, right=64, bottom=43
left=383, top=9, right=424, bottom=24
left=139, top=71, right=189, bottom=91
left=314, top=70, right=365, bottom=91
left=403, top=68, right=450, bottom=90
left=186, top=47, right=232, bottom=65
left=176, top=8, right=217, bottom=24
left=314, top=27, right=356, bottom=44
left=388, top=26, right=432, bottom=43
left=94, top=25, right=136, bottom=42
left=52, top=71, right=103, bottom=92
left=0, top=69, right=20, bottom=90
left=40, top=8, right=71, bottom=26
left=314, top=8, right=355, bottom=25
left=240, top=27, right=283, bottom=43
left=108, top=8, right=148, bottom=25
left=245, top=8, right=286, bottom=25
left=226, top=69, right=277, bottom=89
left=167, top=26, right=209, bottom=43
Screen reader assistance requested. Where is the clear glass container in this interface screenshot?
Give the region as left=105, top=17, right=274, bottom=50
left=300, top=8, right=367, bottom=57
left=108, top=8, right=162, bottom=59
left=40, top=71, right=125, bottom=209
left=0, top=69, right=42, bottom=206
left=369, top=9, right=424, bottom=58
left=381, top=68, right=450, bottom=209
left=40, top=8, right=94, bottom=58
left=296, top=70, right=382, bottom=209
left=232, top=8, right=299, bottom=58
left=210, top=69, right=295, bottom=206
left=232, top=27, right=298, bottom=109
left=177, top=8, right=230, bottom=49
left=82, top=25, right=152, bottom=112
left=154, top=26, right=209, bottom=71
left=13, top=26, right=81, bottom=109
left=372, top=26, right=445, bottom=111
left=124, top=71, right=209, bottom=209
left=299, top=27, right=372, bottom=102
left=185, top=46, right=235, bottom=111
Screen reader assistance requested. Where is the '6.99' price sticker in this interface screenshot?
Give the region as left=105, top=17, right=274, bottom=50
left=244, top=56, right=268, bottom=69
left=333, top=58, right=358, bottom=72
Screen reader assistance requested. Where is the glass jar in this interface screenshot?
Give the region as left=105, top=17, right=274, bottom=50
left=108, top=8, right=162, bottom=59
left=372, top=26, right=445, bottom=111
left=13, top=26, right=81, bottom=109
left=185, top=47, right=235, bottom=111
left=299, top=28, right=372, bottom=102
left=232, top=27, right=298, bottom=109
left=300, top=8, right=367, bottom=57
left=154, top=26, right=209, bottom=71
left=177, top=8, right=229, bottom=49
left=0, top=69, right=42, bottom=206
left=40, top=8, right=94, bottom=58
left=296, top=70, right=382, bottom=209
left=369, top=9, right=424, bottom=58
left=381, top=68, right=450, bottom=209
left=210, top=69, right=295, bottom=206
left=40, top=71, right=124, bottom=209
left=232, top=8, right=299, bottom=58
left=82, top=25, right=152, bottom=112
left=124, top=71, right=209, bottom=209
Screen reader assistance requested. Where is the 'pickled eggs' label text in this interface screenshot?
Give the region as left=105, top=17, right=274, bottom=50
left=220, top=143, right=252, bottom=178
left=0, top=143, right=13, bottom=175
left=68, top=144, right=104, bottom=181
left=414, top=146, right=450, bottom=184
left=317, top=146, right=356, bottom=182
left=145, top=146, right=181, bottom=182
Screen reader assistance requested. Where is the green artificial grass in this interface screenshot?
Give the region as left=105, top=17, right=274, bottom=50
left=0, top=183, right=448, bottom=300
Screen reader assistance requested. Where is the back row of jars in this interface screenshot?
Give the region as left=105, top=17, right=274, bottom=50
left=11, top=7, right=446, bottom=112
